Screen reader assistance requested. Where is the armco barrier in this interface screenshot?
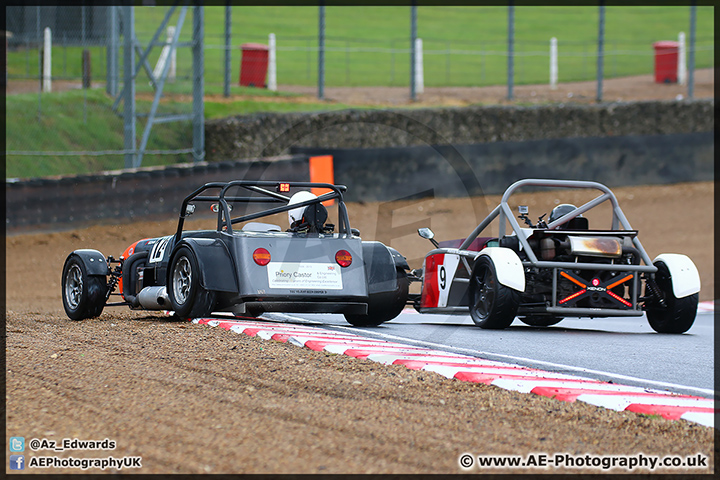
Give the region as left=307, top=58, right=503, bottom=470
left=6, top=155, right=311, bottom=234
left=293, top=131, right=713, bottom=202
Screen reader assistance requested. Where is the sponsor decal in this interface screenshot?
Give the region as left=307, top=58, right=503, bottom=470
left=268, top=262, right=343, bottom=290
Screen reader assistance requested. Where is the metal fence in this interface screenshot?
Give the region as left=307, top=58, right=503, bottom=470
left=4, top=5, right=715, bottom=179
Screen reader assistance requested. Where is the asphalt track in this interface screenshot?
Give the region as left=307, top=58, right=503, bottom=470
left=259, top=309, right=714, bottom=399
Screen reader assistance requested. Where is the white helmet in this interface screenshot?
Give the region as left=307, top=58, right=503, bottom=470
left=287, top=191, right=317, bottom=226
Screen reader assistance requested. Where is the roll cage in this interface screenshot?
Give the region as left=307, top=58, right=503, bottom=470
left=174, top=180, right=352, bottom=244
left=455, top=179, right=659, bottom=316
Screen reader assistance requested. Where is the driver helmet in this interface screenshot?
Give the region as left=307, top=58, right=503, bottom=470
left=287, top=191, right=317, bottom=227
left=549, top=203, right=581, bottom=225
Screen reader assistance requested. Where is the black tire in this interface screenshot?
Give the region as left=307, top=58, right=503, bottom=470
left=168, top=246, right=216, bottom=320
left=646, top=261, right=698, bottom=334
left=519, top=316, right=563, bottom=327
left=469, top=256, right=520, bottom=329
left=345, top=270, right=409, bottom=327
left=62, top=255, right=108, bottom=320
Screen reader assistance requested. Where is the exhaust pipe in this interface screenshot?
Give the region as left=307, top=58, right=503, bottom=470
left=137, top=286, right=170, bottom=310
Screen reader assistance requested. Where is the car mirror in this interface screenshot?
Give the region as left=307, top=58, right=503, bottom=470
left=418, top=227, right=435, bottom=240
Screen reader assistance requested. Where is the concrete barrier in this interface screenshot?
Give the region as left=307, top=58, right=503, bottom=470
left=292, top=131, right=714, bottom=201
left=6, top=155, right=310, bottom=234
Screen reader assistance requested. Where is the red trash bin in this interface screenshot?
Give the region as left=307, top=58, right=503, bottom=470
left=239, top=43, right=269, bottom=88
left=653, top=41, right=679, bottom=83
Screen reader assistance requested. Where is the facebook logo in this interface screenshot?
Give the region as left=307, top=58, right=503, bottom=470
left=9, top=436, right=25, bottom=452
left=9, top=455, right=25, bottom=470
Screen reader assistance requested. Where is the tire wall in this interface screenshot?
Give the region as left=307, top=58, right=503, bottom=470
left=205, top=99, right=714, bottom=161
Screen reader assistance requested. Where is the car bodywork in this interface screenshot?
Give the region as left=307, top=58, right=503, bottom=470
left=62, top=181, right=410, bottom=326
left=414, top=179, right=700, bottom=333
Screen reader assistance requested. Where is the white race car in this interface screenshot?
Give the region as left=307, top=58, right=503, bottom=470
left=414, top=179, right=700, bottom=333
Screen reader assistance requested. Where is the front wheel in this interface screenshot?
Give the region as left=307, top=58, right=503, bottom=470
left=469, top=256, right=520, bottom=329
left=345, top=270, right=409, bottom=327
left=646, top=261, right=698, bottom=334
left=168, top=246, right=216, bottom=320
left=62, top=255, right=108, bottom=320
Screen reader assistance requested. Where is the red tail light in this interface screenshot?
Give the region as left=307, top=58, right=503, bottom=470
left=335, top=250, right=352, bottom=267
left=253, top=248, right=271, bottom=266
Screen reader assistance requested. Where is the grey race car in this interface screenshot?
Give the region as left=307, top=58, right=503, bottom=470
left=61, top=180, right=410, bottom=326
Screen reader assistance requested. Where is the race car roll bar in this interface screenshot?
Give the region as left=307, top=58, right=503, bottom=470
left=459, top=179, right=656, bottom=271
left=175, top=180, right=351, bottom=243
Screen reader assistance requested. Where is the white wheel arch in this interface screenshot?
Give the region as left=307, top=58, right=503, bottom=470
left=653, top=253, right=701, bottom=298
left=475, top=247, right=525, bottom=292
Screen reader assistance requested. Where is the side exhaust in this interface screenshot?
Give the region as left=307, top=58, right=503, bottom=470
left=137, top=286, right=170, bottom=310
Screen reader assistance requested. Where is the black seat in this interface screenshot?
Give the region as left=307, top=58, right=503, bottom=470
left=567, top=216, right=589, bottom=230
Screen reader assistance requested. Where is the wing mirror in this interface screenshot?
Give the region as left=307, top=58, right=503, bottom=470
left=418, top=227, right=439, bottom=248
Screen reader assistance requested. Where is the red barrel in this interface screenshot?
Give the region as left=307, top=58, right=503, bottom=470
left=239, top=43, right=269, bottom=88
left=653, top=41, right=679, bottom=83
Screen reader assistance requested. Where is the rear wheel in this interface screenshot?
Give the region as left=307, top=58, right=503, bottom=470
left=169, top=246, right=216, bottom=320
left=519, top=315, right=563, bottom=327
left=646, top=261, right=698, bottom=334
left=62, top=256, right=108, bottom=320
left=469, top=256, right=520, bottom=329
left=345, top=270, right=409, bottom=327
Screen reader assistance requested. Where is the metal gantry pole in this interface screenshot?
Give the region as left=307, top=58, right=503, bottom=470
left=136, top=7, right=189, bottom=168
left=410, top=2, right=417, bottom=101
left=507, top=2, right=514, bottom=100
left=318, top=3, right=325, bottom=100
left=596, top=1, right=605, bottom=103
left=224, top=2, right=231, bottom=98
left=688, top=2, right=696, bottom=98
left=192, top=4, right=205, bottom=163
left=123, top=4, right=136, bottom=169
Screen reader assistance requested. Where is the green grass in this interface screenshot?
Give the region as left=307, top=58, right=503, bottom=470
left=7, top=6, right=713, bottom=88
left=5, top=88, right=361, bottom=179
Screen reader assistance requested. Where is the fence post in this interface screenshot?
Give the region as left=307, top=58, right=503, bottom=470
left=678, top=32, right=686, bottom=86
left=123, top=5, right=136, bottom=169
left=107, top=6, right=118, bottom=96
left=688, top=3, right=696, bottom=98
left=550, top=37, right=558, bottom=89
left=268, top=33, right=277, bottom=91
left=318, top=3, right=325, bottom=99
left=42, top=26, right=51, bottom=92
left=596, top=1, right=605, bottom=103
left=507, top=2, right=514, bottom=100
left=445, top=40, right=450, bottom=84
left=192, top=4, right=204, bottom=163
left=224, top=3, right=231, bottom=97
left=82, top=49, right=91, bottom=88
left=415, top=37, right=424, bottom=94
left=36, top=6, right=41, bottom=119
left=410, top=2, right=417, bottom=101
